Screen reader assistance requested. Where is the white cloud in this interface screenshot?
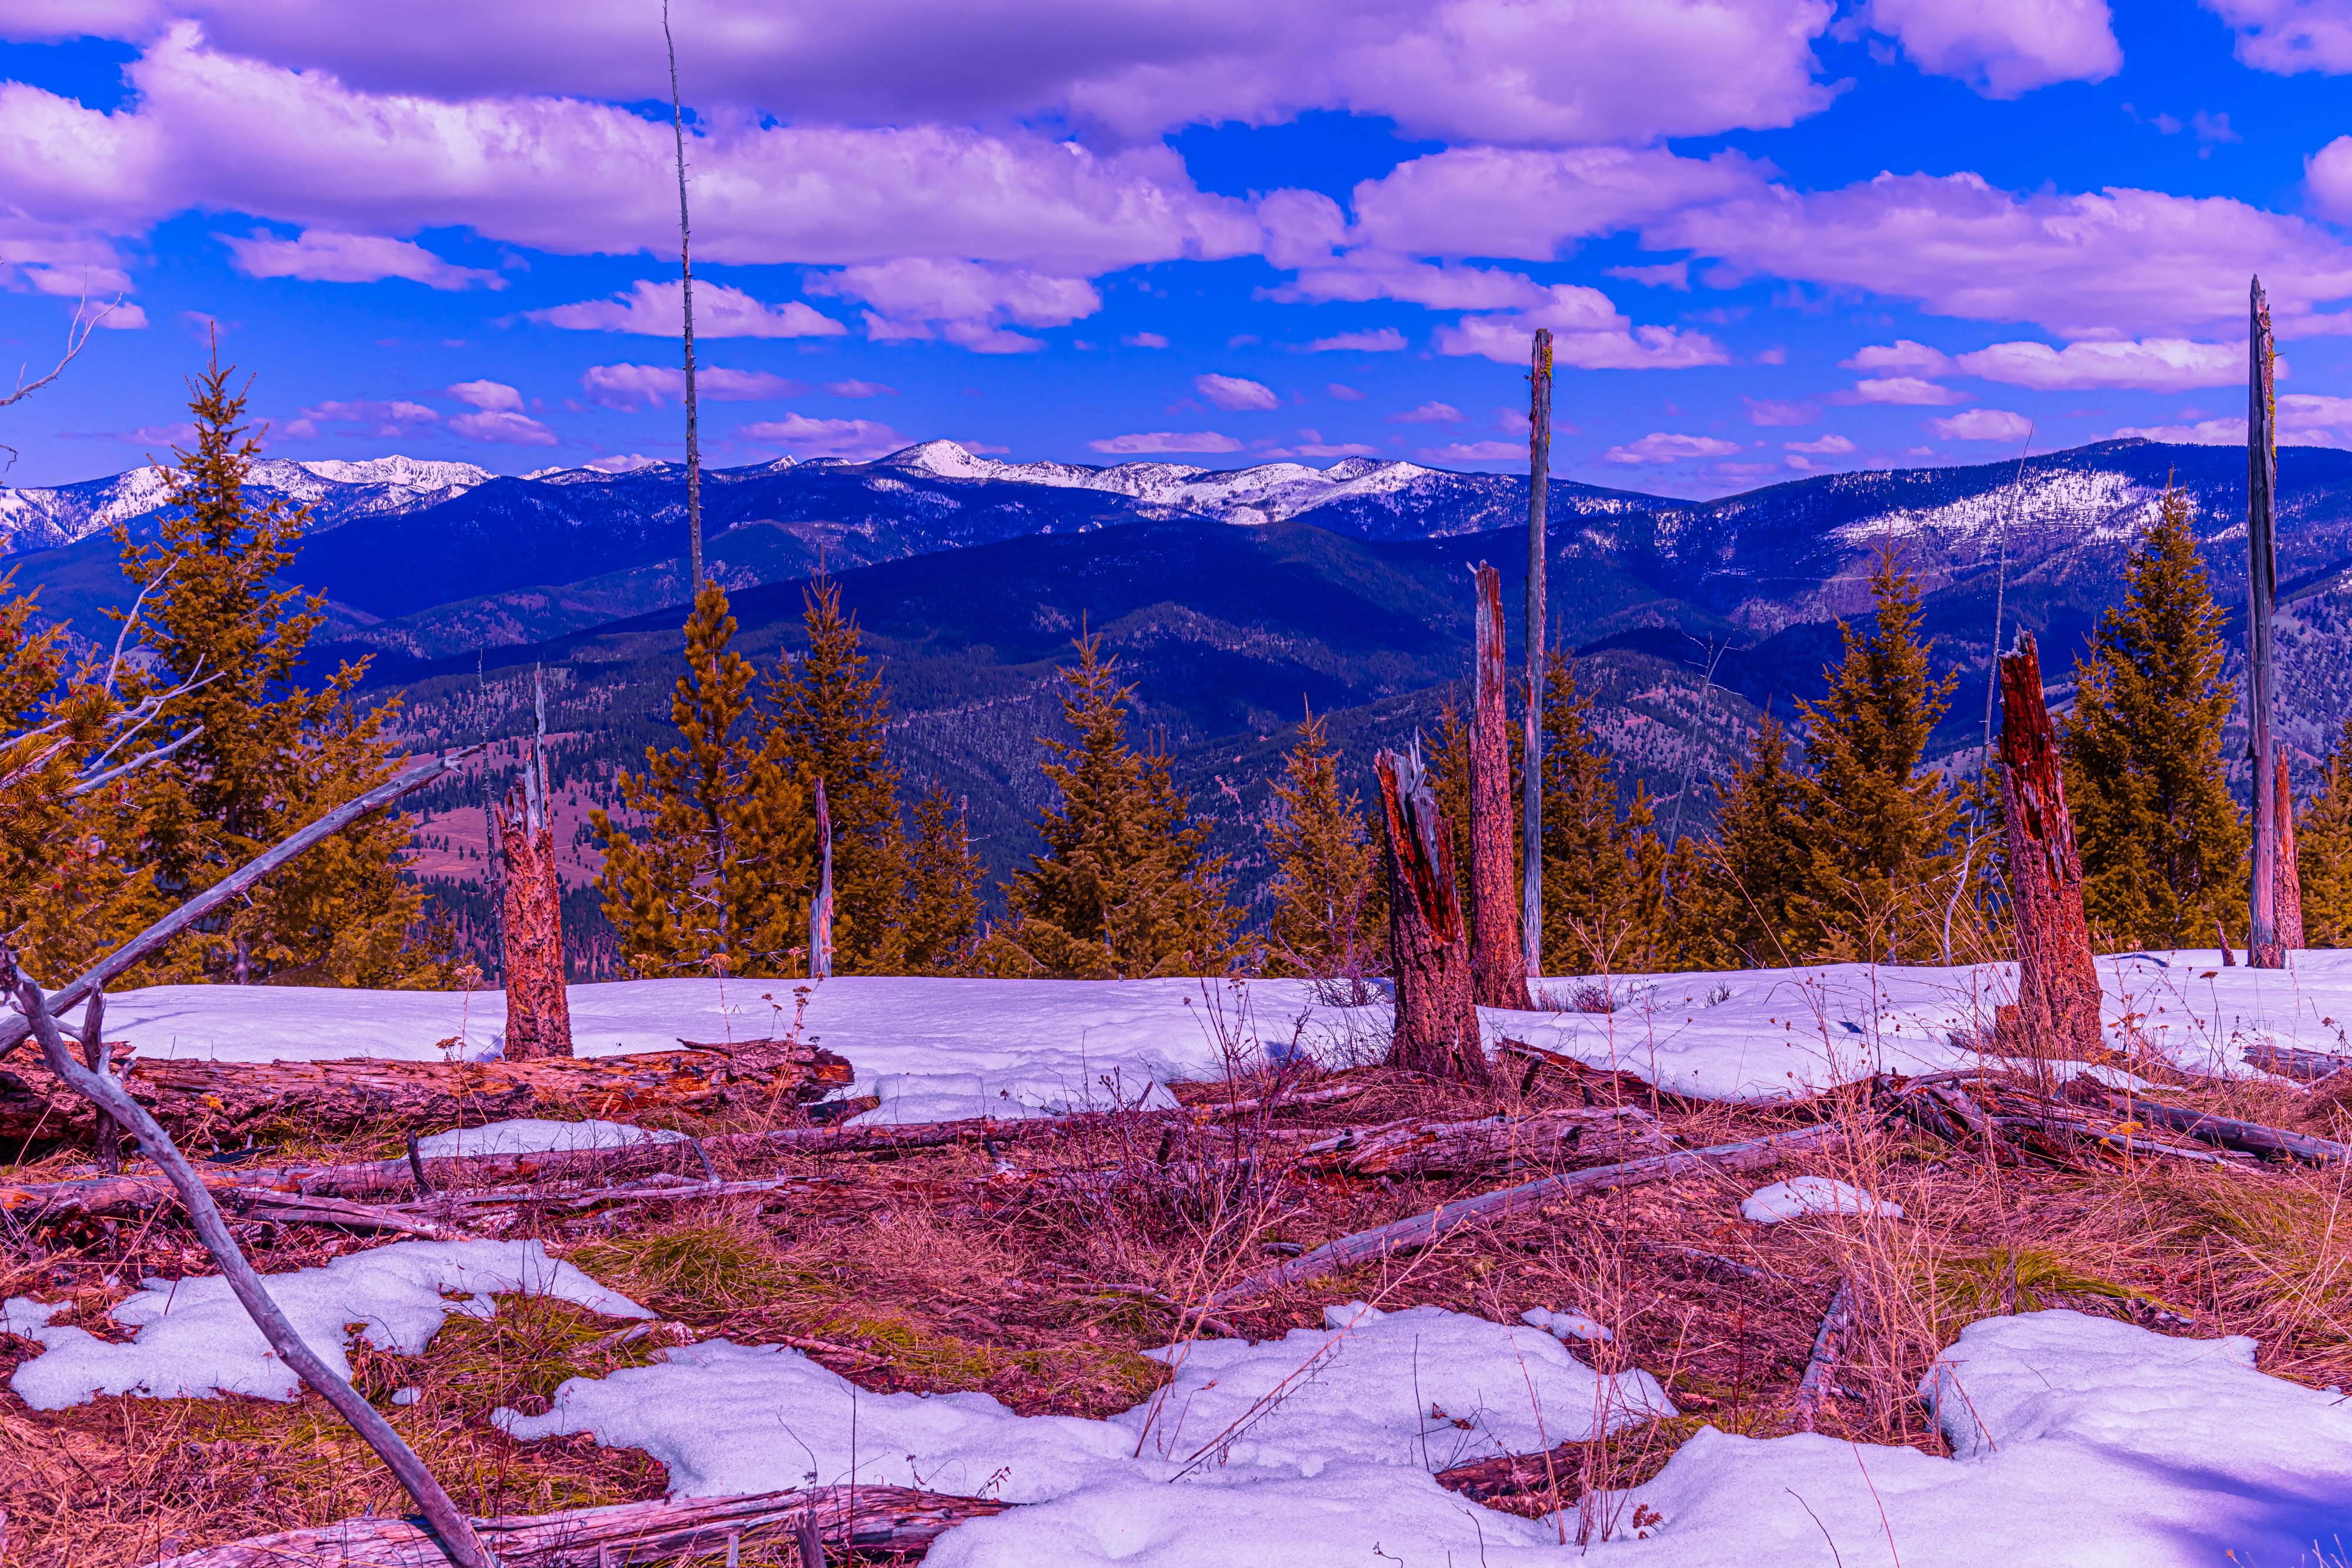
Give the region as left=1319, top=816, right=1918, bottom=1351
left=1304, top=327, right=1408, bottom=352
left=1852, top=377, right=1969, bottom=405
left=447, top=378, right=522, bottom=412
left=1930, top=408, right=2033, bottom=441
left=1088, top=430, right=1245, bottom=453
left=737, top=413, right=908, bottom=459
left=1843, top=339, right=1953, bottom=375
left=278, top=396, right=439, bottom=440
left=533, top=280, right=846, bottom=339
left=1195, top=373, right=1280, bottom=411
left=826, top=379, right=897, bottom=397
left=2205, top=0, right=2352, bottom=74
left=2311, top=135, right=2352, bottom=223
left=2126, top=392, right=2352, bottom=444
left=584, top=453, right=661, bottom=473
left=449, top=409, right=557, bottom=445
left=220, top=228, right=502, bottom=289
left=1745, top=397, right=1814, bottom=425
left=1785, top=432, right=1856, bottom=453
left=1953, top=337, right=2243, bottom=391
left=1387, top=401, right=1463, bottom=424
left=580, top=363, right=801, bottom=409
left=1422, top=440, right=1524, bottom=462
left=1328, top=383, right=1367, bottom=400
left=1863, top=0, right=2122, bottom=96
left=1122, top=332, right=1170, bottom=348
left=1599, top=432, right=1743, bottom=464
left=1435, top=283, right=1728, bottom=369
left=808, top=258, right=1098, bottom=352
left=1347, top=145, right=1764, bottom=261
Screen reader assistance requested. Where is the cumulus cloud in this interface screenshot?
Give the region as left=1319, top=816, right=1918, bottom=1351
left=447, top=379, right=523, bottom=412
left=534, top=280, right=845, bottom=339
left=1347, top=145, right=1764, bottom=260
left=1599, top=432, right=1743, bottom=464
left=2205, top=0, right=2352, bottom=74
left=1654, top=171, right=2352, bottom=339
left=2117, top=392, right=2352, bottom=446
left=451, top=409, right=557, bottom=444
left=220, top=228, right=502, bottom=289
left=1122, top=332, right=1170, bottom=348
left=1930, top=407, right=2033, bottom=440
left=738, top=413, right=908, bottom=459
left=1388, top=401, right=1464, bottom=423
left=1953, top=337, right=2242, bottom=390
left=584, top=453, right=661, bottom=473
left=1195, top=373, right=1280, bottom=411
left=278, top=396, right=439, bottom=440
left=1843, top=339, right=1953, bottom=374
left=825, top=379, right=897, bottom=397
left=2311, top=135, right=2352, bottom=223
left=1744, top=397, right=1815, bottom=425
left=1435, top=283, right=1728, bottom=369
left=1088, top=430, right=1245, bottom=453
left=1303, top=327, right=1407, bottom=352
left=1850, top=376, right=1969, bottom=404
left=1863, top=0, right=2121, bottom=96
left=1423, top=440, right=1524, bottom=461
left=1328, top=383, right=1368, bottom=400
left=808, top=258, right=1098, bottom=352
left=580, top=363, right=801, bottom=409
left=1785, top=432, right=1856, bottom=453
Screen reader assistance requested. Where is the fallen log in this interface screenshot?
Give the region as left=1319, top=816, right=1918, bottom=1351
left=146, top=1484, right=1016, bottom=1568
left=0, top=1041, right=851, bottom=1145
left=2243, top=1041, right=2352, bottom=1083
left=1433, top=1442, right=1578, bottom=1506
left=1298, top=1105, right=1665, bottom=1178
left=1208, top=1122, right=1844, bottom=1308
left=1792, top=1278, right=1855, bottom=1432
left=2099, top=1093, right=2349, bottom=1165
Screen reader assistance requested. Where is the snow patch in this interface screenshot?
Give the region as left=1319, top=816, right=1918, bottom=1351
left=1523, top=1306, right=1612, bottom=1343
left=4, top=1240, right=648, bottom=1409
left=412, top=1118, right=684, bottom=1158
left=1740, top=1176, right=1902, bottom=1223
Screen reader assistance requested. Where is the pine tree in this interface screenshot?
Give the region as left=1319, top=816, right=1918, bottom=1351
left=594, top=581, right=814, bottom=977
left=983, top=637, right=1241, bottom=978
left=1262, top=708, right=1385, bottom=977
left=1690, top=714, right=1810, bottom=968
left=1788, top=546, right=1963, bottom=963
left=2300, top=721, right=2352, bottom=947
left=2060, top=490, right=2247, bottom=948
left=120, top=347, right=436, bottom=985
left=902, top=782, right=984, bottom=974
left=767, top=570, right=908, bottom=972
left=1538, top=654, right=1669, bottom=975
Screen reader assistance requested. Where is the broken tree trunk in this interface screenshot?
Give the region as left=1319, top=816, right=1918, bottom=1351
left=2277, top=751, right=2306, bottom=951
left=1523, top=328, right=1552, bottom=973
left=497, top=670, right=572, bottom=1059
left=1298, top=1105, right=1664, bottom=1178
left=146, top=1484, right=1013, bottom=1568
left=1468, top=563, right=1528, bottom=1008
left=1792, top=1278, right=1856, bottom=1433
left=0, top=1040, right=850, bottom=1146
left=2250, top=276, right=2285, bottom=968
left=811, top=777, right=834, bottom=981
left=1995, top=633, right=2103, bottom=1058
left=1374, top=744, right=1486, bottom=1084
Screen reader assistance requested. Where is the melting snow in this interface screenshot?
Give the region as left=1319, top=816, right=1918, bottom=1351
left=2, top=1240, right=647, bottom=1409
left=1740, top=1176, right=1903, bottom=1223
left=412, top=1118, right=684, bottom=1158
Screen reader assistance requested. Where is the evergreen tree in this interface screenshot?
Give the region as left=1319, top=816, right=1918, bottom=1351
left=2300, top=723, right=2352, bottom=947
left=983, top=637, right=1241, bottom=978
left=1538, top=654, right=1669, bottom=975
left=902, top=782, right=984, bottom=975
left=1262, top=708, right=1385, bottom=977
left=594, top=582, right=813, bottom=977
left=1690, top=714, right=1810, bottom=968
left=120, top=348, right=436, bottom=985
left=2060, top=490, right=2246, bottom=948
left=767, top=570, right=908, bottom=972
left=1788, top=546, right=1963, bottom=963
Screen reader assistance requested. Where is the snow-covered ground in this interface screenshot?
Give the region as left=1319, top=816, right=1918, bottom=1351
left=87, top=951, right=2352, bottom=1115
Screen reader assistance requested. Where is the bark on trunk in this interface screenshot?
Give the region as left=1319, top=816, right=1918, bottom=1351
left=2276, top=751, right=2306, bottom=951
left=1374, top=745, right=1486, bottom=1082
left=811, top=778, right=834, bottom=980
left=496, top=791, right=572, bottom=1059
left=1467, top=563, right=1529, bottom=1008
left=0, top=1041, right=851, bottom=1146
left=1995, top=633, right=2104, bottom=1058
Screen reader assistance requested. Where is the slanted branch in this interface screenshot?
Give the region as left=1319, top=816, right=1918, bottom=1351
left=1374, top=743, right=1484, bottom=1083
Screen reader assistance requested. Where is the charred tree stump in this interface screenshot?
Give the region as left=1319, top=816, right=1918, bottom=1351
left=1468, top=563, right=1528, bottom=1008
left=497, top=672, right=572, bottom=1059
left=2276, top=749, right=2305, bottom=952
left=1996, top=633, right=2103, bottom=1058
left=1375, top=745, right=1486, bottom=1083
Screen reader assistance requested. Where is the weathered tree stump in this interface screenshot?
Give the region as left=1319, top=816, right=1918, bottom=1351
left=1375, top=744, right=1486, bottom=1082
left=2276, top=751, right=2306, bottom=951
left=1996, top=633, right=2103, bottom=1058
left=1467, top=563, right=1529, bottom=1008
left=496, top=791, right=573, bottom=1059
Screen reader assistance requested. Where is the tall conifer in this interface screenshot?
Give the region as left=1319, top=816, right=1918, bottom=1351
left=122, top=348, right=434, bottom=985
left=767, top=571, right=908, bottom=972
left=594, top=581, right=813, bottom=976
left=1538, top=654, right=1669, bottom=975
left=1691, top=715, right=1809, bottom=968
left=984, top=637, right=1240, bottom=978
left=902, top=783, right=984, bottom=975
left=1262, top=708, right=1385, bottom=977
left=2060, top=490, right=2246, bottom=948
left=1789, top=546, right=1962, bottom=962
left=2299, top=721, right=2352, bottom=947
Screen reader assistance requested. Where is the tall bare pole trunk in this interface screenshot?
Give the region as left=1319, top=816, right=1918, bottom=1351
left=1375, top=745, right=1485, bottom=1084
left=2249, top=276, right=2283, bottom=968
left=498, top=668, right=573, bottom=1059
left=2277, top=756, right=2306, bottom=950
left=1994, top=633, right=2102, bottom=1058
left=1521, top=328, right=1552, bottom=977
left=663, top=0, right=703, bottom=591
left=810, top=778, right=834, bottom=981
left=1467, top=563, right=1527, bottom=1007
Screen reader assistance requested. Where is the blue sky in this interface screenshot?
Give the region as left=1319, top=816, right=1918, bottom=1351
left=1, top=0, right=2349, bottom=495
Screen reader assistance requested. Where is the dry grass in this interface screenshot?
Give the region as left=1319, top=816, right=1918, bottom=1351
left=7, top=1048, right=2352, bottom=1567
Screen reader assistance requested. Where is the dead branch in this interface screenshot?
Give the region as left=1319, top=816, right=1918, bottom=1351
left=0, top=290, right=119, bottom=413
left=1208, top=1122, right=1845, bottom=1308
left=1297, top=1105, right=1665, bottom=1178
left=1792, top=1277, right=1854, bottom=1432
left=2243, top=1042, right=2352, bottom=1084
left=2091, top=1091, right=2348, bottom=1165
